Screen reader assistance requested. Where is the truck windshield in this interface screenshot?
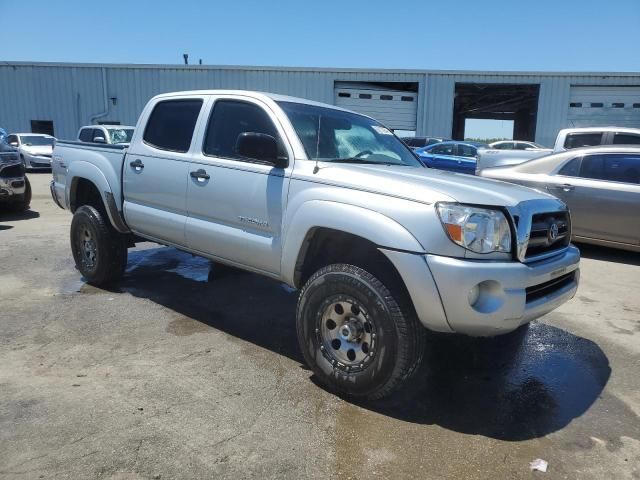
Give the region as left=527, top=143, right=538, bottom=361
left=107, top=128, right=134, bottom=144
left=277, top=101, right=422, bottom=167
left=20, top=135, right=54, bottom=146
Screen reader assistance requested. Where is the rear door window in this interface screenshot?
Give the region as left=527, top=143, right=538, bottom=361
left=458, top=144, right=477, bottom=157
left=557, top=157, right=581, bottom=176
left=143, top=99, right=203, bottom=152
left=578, top=154, right=640, bottom=184
left=564, top=132, right=603, bottom=149
left=603, top=154, right=640, bottom=184
left=612, top=133, right=640, bottom=145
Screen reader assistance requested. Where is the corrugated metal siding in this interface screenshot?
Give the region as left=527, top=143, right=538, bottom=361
left=1, top=63, right=639, bottom=143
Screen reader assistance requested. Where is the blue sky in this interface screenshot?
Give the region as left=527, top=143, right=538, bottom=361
left=2, top=0, right=639, bottom=72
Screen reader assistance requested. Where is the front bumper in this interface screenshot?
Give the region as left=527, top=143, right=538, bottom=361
left=381, top=245, right=580, bottom=337
left=0, top=176, right=26, bottom=201
left=426, top=245, right=580, bottom=336
left=24, top=153, right=52, bottom=169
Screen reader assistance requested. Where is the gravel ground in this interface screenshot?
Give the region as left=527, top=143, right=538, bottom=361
left=1, top=173, right=639, bottom=479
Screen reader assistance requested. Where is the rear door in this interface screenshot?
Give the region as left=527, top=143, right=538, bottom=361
left=185, top=95, right=293, bottom=274
left=455, top=144, right=478, bottom=174
left=548, top=153, right=640, bottom=245
left=123, top=96, right=206, bottom=247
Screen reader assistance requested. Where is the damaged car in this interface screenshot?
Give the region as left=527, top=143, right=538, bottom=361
left=0, top=129, right=31, bottom=212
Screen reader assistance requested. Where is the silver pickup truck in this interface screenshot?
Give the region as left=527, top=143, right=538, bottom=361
left=51, top=90, right=580, bottom=399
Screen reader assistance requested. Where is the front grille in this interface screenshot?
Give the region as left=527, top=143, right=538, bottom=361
left=526, top=272, right=575, bottom=303
left=525, top=211, right=570, bottom=260
left=0, top=163, right=25, bottom=178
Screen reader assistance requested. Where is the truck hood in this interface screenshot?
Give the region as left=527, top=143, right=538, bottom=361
left=313, top=164, right=556, bottom=207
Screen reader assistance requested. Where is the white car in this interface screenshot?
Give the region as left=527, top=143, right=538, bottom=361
left=6, top=133, right=55, bottom=170
left=488, top=140, right=547, bottom=151
left=77, top=125, right=135, bottom=145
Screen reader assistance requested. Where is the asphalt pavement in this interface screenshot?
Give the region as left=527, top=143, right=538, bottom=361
left=1, top=173, right=639, bottom=479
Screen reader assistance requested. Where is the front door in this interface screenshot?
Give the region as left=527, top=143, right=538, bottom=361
left=185, top=96, right=293, bottom=274
left=123, top=97, right=206, bottom=246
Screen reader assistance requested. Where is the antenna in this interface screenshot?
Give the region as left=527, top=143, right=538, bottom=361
left=313, top=115, right=321, bottom=174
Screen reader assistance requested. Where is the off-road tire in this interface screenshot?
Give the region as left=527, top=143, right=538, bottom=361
left=9, top=177, right=31, bottom=212
left=296, top=263, right=425, bottom=400
left=70, top=205, right=128, bottom=286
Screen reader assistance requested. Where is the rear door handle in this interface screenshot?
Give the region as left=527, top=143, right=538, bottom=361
left=130, top=159, right=144, bottom=171
left=559, top=183, right=574, bottom=192
left=190, top=169, right=210, bottom=181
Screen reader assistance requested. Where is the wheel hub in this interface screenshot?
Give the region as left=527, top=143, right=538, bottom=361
left=318, top=298, right=376, bottom=371
left=82, top=228, right=97, bottom=268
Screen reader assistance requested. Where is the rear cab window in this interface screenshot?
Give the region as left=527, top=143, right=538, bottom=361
left=564, top=132, right=603, bottom=149
left=78, top=129, right=93, bottom=142
left=143, top=99, right=203, bottom=152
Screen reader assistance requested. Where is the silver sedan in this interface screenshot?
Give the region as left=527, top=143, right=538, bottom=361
left=480, top=146, right=640, bottom=252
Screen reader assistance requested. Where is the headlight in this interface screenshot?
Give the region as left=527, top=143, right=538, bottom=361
left=436, top=203, right=512, bottom=254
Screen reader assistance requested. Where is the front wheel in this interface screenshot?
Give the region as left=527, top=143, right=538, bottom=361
left=70, top=205, right=128, bottom=286
left=296, top=264, right=425, bottom=400
left=9, top=177, right=31, bottom=212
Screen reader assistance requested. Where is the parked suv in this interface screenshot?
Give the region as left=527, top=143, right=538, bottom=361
left=0, top=129, right=31, bottom=211
left=52, top=91, right=580, bottom=399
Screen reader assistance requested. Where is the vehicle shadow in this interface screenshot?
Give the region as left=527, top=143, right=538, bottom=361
left=0, top=209, right=40, bottom=222
left=360, top=325, right=611, bottom=441
left=575, top=242, right=640, bottom=266
left=103, top=245, right=610, bottom=441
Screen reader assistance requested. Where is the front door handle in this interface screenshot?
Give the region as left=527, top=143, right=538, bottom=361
left=190, top=169, right=210, bottom=181
left=130, top=159, right=144, bottom=171
left=559, top=183, right=574, bottom=192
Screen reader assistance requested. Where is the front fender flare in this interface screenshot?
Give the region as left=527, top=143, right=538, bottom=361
left=281, top=200, right=425, bottom=286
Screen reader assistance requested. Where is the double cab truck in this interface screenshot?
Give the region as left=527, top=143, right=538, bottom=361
left=51, top=90, right=580, bottom=399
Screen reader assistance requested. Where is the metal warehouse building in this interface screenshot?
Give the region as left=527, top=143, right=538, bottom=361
left=1, top=61, right=640, bottom=146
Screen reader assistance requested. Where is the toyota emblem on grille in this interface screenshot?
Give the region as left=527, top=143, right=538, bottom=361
left=548, top=222, right=559, bottom=242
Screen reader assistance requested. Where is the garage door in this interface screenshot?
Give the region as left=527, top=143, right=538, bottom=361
left=334, top=86, right=417, bottom=131
left=567, top=86, right=640, bottom=128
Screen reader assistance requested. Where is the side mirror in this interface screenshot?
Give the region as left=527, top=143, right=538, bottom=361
left=93, top=136, right=106, bottom=144
left=236, top=132, right=288, bottom=168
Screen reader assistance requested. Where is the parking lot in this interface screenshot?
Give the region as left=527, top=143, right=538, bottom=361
left=1, top=173, right=639, bottom=479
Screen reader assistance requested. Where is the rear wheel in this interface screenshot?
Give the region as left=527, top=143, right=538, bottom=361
left=70, top=205, right=128, bottom=285
left=296, top=263, right=425, bottom=400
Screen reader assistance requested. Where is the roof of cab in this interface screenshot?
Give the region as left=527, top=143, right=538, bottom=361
left=151, top=89, right=354, bottom=112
